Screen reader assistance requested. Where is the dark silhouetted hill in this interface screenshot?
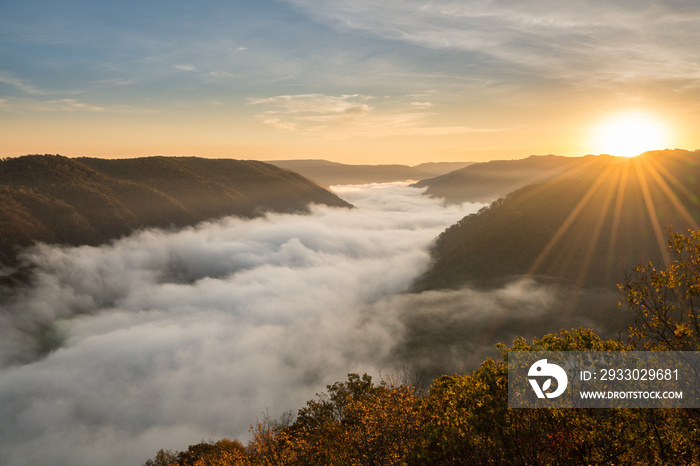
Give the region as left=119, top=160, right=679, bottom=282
left=267, top=159, right=471, bottom=186
left=414, top=150, right=700, bottom=291
left=0, top=155, right=351, bottom=266
left=412, top=154, right=584, bottom=203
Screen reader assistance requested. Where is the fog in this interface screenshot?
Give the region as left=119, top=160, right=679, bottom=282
left=0, top=183, right=624, bottom=465
left=0, top=183, right=474, bottom=465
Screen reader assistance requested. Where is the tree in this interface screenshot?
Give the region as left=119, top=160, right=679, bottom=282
left=412, top=328, right=642, bottom=465
left=143, top=440, right=250, bottom=466
left=618, top=229, right=700, bottom=463
left=620, top=229, right=700, bottom=350
left=143, top=449, right=178, bottom=466
left=248, top=373, right=423, bottom=465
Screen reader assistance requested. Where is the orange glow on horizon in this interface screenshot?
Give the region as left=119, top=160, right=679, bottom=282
left=591, top=112, right=671, bottom=158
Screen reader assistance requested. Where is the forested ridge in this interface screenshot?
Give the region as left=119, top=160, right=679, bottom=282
left=414, top=149, right=700, bottom=291
left=0, top=155, right=351, bottom=267
left=412, top=153, right=584, bottom=203
left=267, top=159, right=473, bottom=187
left=144, top=230, right=700, bottom=465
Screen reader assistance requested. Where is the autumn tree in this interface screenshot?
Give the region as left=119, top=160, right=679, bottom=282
left=618, top=228, right=700, bottom=463
left=248, top=373, right=423, bottom=465
left=143, top=439, right=250, bottom=466
left=411, top=328, right=645, bottom=465
left=620, top=229, right=700, bottom=350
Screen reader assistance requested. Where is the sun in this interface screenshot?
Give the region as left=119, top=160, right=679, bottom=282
left=592, top=112, right=669, bottom=157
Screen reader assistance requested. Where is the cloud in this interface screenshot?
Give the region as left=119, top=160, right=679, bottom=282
left=283, top=0, right=700, bottom=82
left=45, top=98, right=107, bottom=112
left=381, top=282, right=626, bottom=378
left=205, top=70, right=242, bottom=79
left=0, top=71, right=46, bottom=95
left=0, top=183, right=484, bottom=466
left=174, top=64, right=198, bottom=72
left=249, top=93, right=498, bottom=138
left=411, top=101, right=433, bottom=109
left=249, top=93, right=372, bottom=117
left=258, top=116, right=298, bottom=132
left=0, top=182, right=632, bottom=464
left=249, top=93, right=373, bottom=134
left=0, top=97, right=156, bottom=114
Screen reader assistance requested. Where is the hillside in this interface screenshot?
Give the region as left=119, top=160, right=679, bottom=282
left=413, top=154, right=584, bottom=203
left=266, top=159, right=471, bottom=186
left=0, top=155, right=351, bottom=266
left=409, top=161, right=474, bottom=177
left=414, top=149, right=700, bottom=291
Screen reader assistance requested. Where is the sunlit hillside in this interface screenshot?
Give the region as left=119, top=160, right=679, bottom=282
left=0, top=155, right=350, bottom=267
left=415, top=149, right=700, bottom=292
left=413, top=154, right=582, bottom=203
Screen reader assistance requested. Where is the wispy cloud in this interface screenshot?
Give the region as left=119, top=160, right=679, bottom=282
left=248, top=94, right=372, bottom=133
left=174, top=64, right=198, bottom=72
left=0, top=70, right=153, bottom=114
left=206, top=70, right=242, bottom=79
left=258, top=116, right=298, bottom=132
left=283, top=0, right=700, bottom=83
left=45, top=98, right=107, bottom=112
left=173, top=64, right=243, bottom=81
left=93, top=78, right=137, bottom=87
left=0, top=97, right=155, bottom=114
left=0, top=71, right=46, bottom=95
left=249, top=93, right=373, bottom=115
left=407, top=90, right=437, bottom=98
left=249, top=93, right=497, bottom=138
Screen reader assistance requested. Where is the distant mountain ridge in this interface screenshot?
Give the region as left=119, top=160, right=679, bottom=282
left=414, top=149, right=700, bottom=292
left=413, top=154, right=586, bottom=203
left=267, top=159, right=472, bottom=186
left=0, top=155, right=351, bottom=266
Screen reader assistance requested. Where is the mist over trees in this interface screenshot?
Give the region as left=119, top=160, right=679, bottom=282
left=4, top=151, right=700, bottom=464
left=0, top=181, right=486, bottom=465
left=397, top=151, right=700, bottom=370
left=143, top=228, right=700, bottom=465
left=0, top=155, right=350, bottom=267
left=267, top=160, right=473, bottom=187
left=140, top=150, right=700, bottom=465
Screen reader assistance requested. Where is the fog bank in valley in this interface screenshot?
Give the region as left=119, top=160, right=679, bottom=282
left=0, top=183, right=480, bottom=466
left=0, top=183, right=625, bottom=466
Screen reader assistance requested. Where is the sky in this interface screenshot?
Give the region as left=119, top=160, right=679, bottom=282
left=1, top=0, right=700, bottom=164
